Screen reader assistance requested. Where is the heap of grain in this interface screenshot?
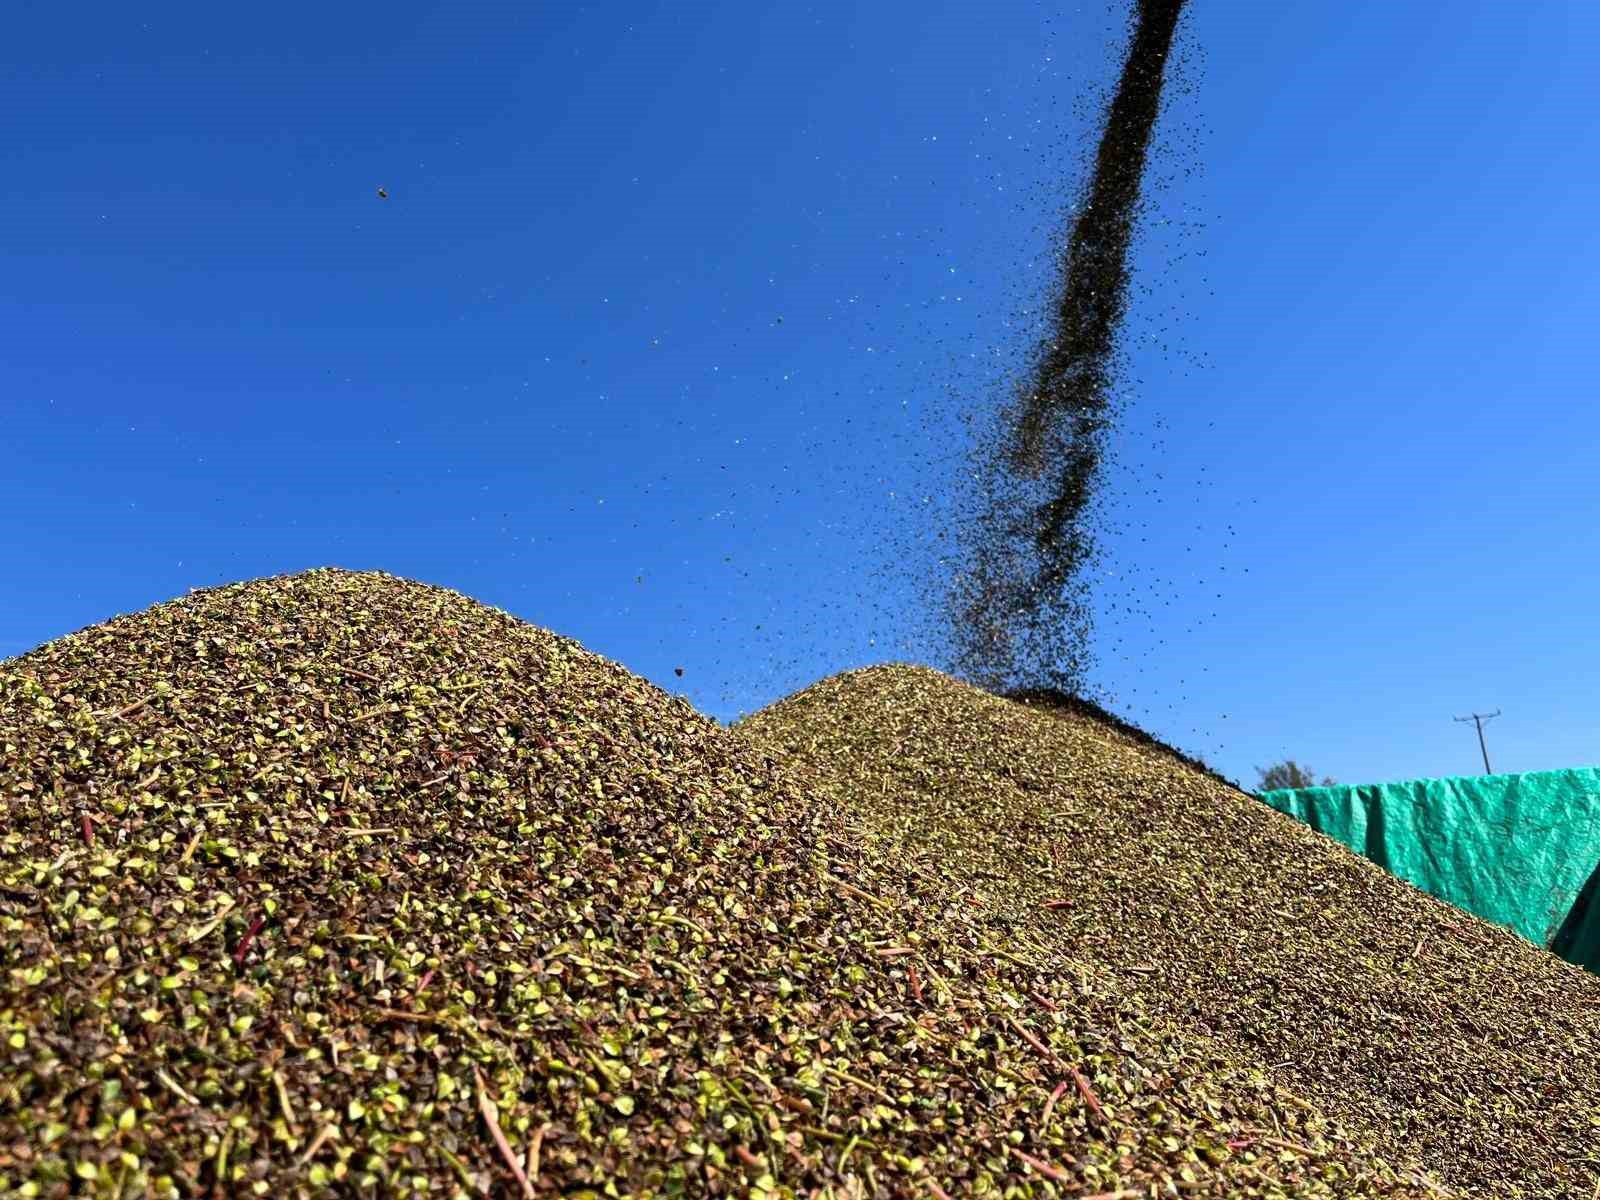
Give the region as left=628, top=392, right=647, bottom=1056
left=739, top=666, right=1600, bottom=1200
left=1, top=570, right=1420, bottom=1198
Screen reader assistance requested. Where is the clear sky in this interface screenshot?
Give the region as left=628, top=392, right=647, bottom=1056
left=5, top=2, right=1597, bottom=788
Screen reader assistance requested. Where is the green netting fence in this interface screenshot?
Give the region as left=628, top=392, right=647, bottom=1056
left=1259, top=768, right=1600, bottom=973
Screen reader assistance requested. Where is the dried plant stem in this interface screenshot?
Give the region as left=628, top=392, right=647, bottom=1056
left=474, top=1068, right=536, bottom=1198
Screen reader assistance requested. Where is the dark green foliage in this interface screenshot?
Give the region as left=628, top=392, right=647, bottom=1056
left=1256, top=761, right=1336, bottom=792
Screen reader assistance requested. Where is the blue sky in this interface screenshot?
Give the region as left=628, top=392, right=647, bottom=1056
left=4, top=1, right=1596, bottom=788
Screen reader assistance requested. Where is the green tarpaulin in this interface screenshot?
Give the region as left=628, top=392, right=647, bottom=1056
left=1260, top=768, right=1600, bottom=973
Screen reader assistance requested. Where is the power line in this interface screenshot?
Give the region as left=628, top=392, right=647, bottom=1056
left=1453, top=709, right=1501, bottom=775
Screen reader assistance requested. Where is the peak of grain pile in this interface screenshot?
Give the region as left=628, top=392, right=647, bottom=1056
left=739, top=666, right=1600, bottom=1200
left=0, top=570, right=1425, bottom=1198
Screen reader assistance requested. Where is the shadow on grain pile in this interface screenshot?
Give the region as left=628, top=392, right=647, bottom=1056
left=0, top=570, right=1425, bottom=1198
left=737, top=665, right=1600, bottom=1200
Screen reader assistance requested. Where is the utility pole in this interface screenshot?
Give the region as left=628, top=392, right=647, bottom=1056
left=1453, top=710, right=1501, bottom=775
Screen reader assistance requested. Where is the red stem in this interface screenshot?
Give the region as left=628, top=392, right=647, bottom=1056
left=234, top=914, right=266, bottom=966
left=1070, top=1065, right=1106, bottom=1125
